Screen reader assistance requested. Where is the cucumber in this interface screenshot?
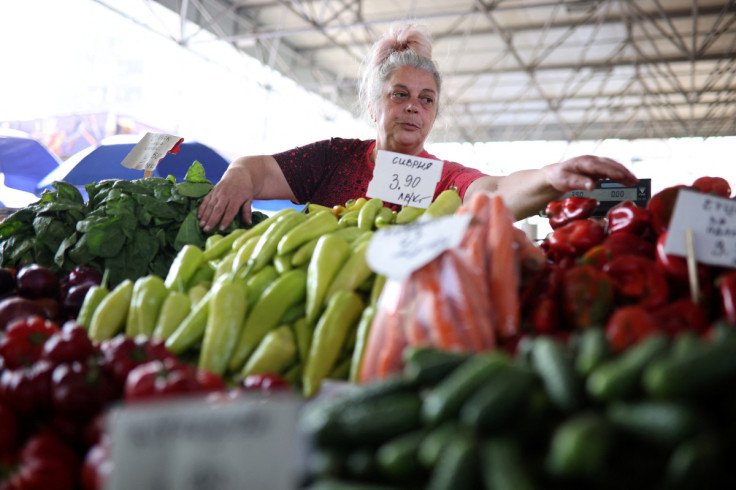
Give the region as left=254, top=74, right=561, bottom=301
left=643, top=337, right=736, bottom=399
left=343, top=448, right=378, bottom=481
left=301, top=377, right=417, bottom=447
left=417, top=422, right=472, bottom=469
left=303, top=478, right=404, bottom=490
left=664, top=432, right=720, bottom=489
left=574, top=326, right=610, bottom=376
left=480, top=437, right=538, bottom=490
left=422, top=352, right=510, bottom=426
left=586, top=334, right=668, bottom=402
left=530, top=336, right=581, bottom=412
left=607, top=400, right=702, bottom=447
left=459, top=364, right=536, bottom=434
left=402, top=347, right=471, bottom=387
left=546, top=411, right=612, bottom=479
left=425, top=435, right=479, bottom=490
left=376, top=428, right=429, bottom=481
left=326, top=392, right=423, bottom=447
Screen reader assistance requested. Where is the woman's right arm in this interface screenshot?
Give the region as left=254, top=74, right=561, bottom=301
left=197, top=155, right=297, bottom=232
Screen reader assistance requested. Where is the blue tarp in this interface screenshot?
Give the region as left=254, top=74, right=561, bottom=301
left=37, top=139, right=230, bottom=193
left=0, top=135, right=61, bottom=194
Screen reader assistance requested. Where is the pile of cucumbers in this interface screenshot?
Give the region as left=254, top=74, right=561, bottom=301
left=299, top=325, right=736, bottom=490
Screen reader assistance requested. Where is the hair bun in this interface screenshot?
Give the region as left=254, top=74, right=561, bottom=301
left=370, top=23, right=433, bottom=70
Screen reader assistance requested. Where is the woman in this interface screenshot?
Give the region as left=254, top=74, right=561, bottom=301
left=198, top=24, right=637, bottom=233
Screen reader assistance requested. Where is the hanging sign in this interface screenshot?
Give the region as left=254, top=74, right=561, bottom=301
left=366, top=150, right=443, bottom=208
left=107, top=395, right=303, bottom=490
left=366, top=213, right=472, bottom=281
left=121, top=132, right=184, bottom=175
left=663, top=189, right=736, bottom=269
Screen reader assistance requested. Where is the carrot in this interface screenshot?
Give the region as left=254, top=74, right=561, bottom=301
left=405, top=270, right=431, bottom=346
left=358, top=278, right=403, bottom=383
left=487, top=195, right=521, bottom=339
left=420, top=258, right=472, bottom=351
left=441, top=249, right=497, bottom=350
left=375, top=307, right=408, bottom=379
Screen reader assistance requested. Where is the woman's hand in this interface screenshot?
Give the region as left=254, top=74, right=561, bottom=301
left=542, top=155, right=637, bottom=194
left=197, top=155, right=297, bottom=232
left=198, top=165, right=255, bottom=233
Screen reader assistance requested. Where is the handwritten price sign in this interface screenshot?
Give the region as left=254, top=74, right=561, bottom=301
left=366, top=150, right=443, bottom=208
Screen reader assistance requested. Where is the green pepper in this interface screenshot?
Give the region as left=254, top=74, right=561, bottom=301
left=199, top=278, right=248, bottom=376
left=188, top=283, right=209, bottom=305
left=273, top=253, right=294, bottom=274
left=292, top=317, right=312, bottom=362
left=337, top=209, right=359, bottom=227
left=205, top=233, right=224, bottom=250
left=357, top=198, right=384, bottom=231
left=202, top=228, right=246, bottom=262
left=76, top=270, right=110, bottom=329
left=212, top=252, right=236, bottom=282
left=240, top=325, right=297, bottom=379
left=243, top=210, right=307, bottom=277
left=231, top=207, right=295, bottom=251
left=305, top=233, right=351, bottom=326
left=152, top=287, right=191, bottom=341
left=291, top=226, right=363, bottom=267
left=302, top=290, right=365, bottom=397
left=244, top=265, right=279, bottom=313
left=164, top=244, right=205, bottom=290
left=374, top=206, right=396, bottom=228
left=369, top=274, right=387, bottom=307
left=324, top=236, right=374, bottom=302
left=228, top=268, right=307, bottom=372
left=125, top=275, right=168, bottom=338
left=165, top=284, right=218, bottom=355
left=231, top=235, right=261, bottom=274
left=277, top=209, right=339, bottom=256
left=349, top=305, right=376, bottom=383
left=186, top=262, right=215, bottom=289
left=88, top=279, right=134, bottom=342
left=396, top=205, right=425, bottom=224
left=424, top=188, right=462, bottom=218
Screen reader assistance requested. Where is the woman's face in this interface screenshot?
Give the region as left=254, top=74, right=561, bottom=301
left=372, top=65, right=438, bottom=157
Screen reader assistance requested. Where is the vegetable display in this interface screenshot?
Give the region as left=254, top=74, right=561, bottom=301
left=0, top=162, right=267, bottom=288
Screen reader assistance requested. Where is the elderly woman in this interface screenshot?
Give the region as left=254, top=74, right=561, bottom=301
left=198, top=24, right=636, bottom=232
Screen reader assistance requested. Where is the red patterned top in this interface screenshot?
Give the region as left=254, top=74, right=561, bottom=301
left=272, top=138, right=486, bottom=209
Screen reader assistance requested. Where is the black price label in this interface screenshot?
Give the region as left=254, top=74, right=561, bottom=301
left=562, top=178, right=651, bottom=217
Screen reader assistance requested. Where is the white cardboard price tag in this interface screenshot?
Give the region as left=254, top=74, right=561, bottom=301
left=365, top=150, right=443, bottom=208
left=366, top=213, right=472, bottom=281
left=664, top=189, right=736, bottom=268
left=107, top=396, right=303, bottom=490
left=120, top=132, right=183, bottom=172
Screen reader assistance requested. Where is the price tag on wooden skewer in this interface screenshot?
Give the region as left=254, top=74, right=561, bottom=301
left=121, top=132, right=184, bottom=177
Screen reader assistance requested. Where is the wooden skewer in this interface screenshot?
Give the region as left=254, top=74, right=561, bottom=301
left=685, top=228, right=700, bottom=304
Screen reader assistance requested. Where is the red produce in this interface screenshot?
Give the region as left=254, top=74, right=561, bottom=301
left=51, top=361, right=117, bottom=422
left=603, top=256, right=669, bottom=310
left=606, top=200, right=653, bottom=236
left=601, top=232, right=655, bottom=259
left=124, top=358, right=203, bottom=402
left=604, top=305, right=658, bottom=353
left=562, top=265, right=614, bottom=330
left=652, top=298, right=710, bottom=337
left=242, top=372, right=290, bottom=392
left=647, top=185, right=687, bottom=235
left=15, top=264, right=59, bottom=300
left=547, top=219, right=606, bottom=257
left=0, top=361, right=54, bottom=415
left=42, top=321, right=98, bottom=367
left=98, top=335, right=175, bottom=389
left=0, top=316, right=60, bottom=369
left=0, top=402, right=18, bottom=454
left=545, top=196, right=598, bottom=229
left=691, top=176, right=732, bottom=198
left=0, top=297, right=48, bottom=331
left=0, top=432, right=79, bottom=490
left=717, top=270, right=736, bottom=326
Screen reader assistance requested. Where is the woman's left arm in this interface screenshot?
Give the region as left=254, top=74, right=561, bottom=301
left=465, top=155, right=637, bottom=221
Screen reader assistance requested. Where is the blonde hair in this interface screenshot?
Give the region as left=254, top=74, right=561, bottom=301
left=358, top=23, right=442, bottom=122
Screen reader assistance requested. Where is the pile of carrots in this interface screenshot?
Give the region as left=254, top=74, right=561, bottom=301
left=359, top=192, right=546, bottom=382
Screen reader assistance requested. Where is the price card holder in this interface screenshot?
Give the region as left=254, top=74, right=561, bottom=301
left=562, top=178, right=651, bottom=217
left=664, top=189, right=736, bottom=270
left=121, top=132, right=184, bottom=177
left=365, top=150, right=443, bottom=208
left=366, top=213, right=472, bottom=281
left=107, top=395, right=303, bottom=490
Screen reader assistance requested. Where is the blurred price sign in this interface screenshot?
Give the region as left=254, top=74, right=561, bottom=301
left=121, top=132, right=183, bottom=173
left=366, top=150, right=443, bottom=208
left=107, top=395, right=303, bottom=490
left=664, top=189, right=736, bottom=269
left=562, top=178, right=651, bottom=217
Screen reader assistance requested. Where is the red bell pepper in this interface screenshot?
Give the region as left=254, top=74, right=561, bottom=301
left=0, top=316, right=60, bottom=369
left=604, top=305, right=659, bottom=353
left=603, top=256, right=669, bottom=310
left=578, top=244, right=615, bottom=269
left=98, top=335, right=176, bottom=390
left=691, top=176, right=732, bottom=198
left=647, top=185, right=687, bottom=235
left=717, top=270, right=736, bottom=326
left=561, top=264, right=614, bottom=329
left=51, top=360, right=118, bottom=423
left=0, top=432, right=79, bottom=490
left=652, top=298, right=709, bottom=337
left=544, top=196, right=599, bottom=229
left=123, top=358, right=203, bottom=402
left=654, top=232, right=710, bottom=289
left=606, top=200, right=653, bottom=236
left=601, top=231, right=655, bottom=259
left=547, top=219, right=605, bottom=257
left=0, top=401, right=18, bottom=454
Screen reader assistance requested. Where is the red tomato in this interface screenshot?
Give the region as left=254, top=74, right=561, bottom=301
left=605, top=306, right=658, bottom=353
left=123, top=358, right=202, bottom=402
left=0, top=315, right=60, bottom=369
